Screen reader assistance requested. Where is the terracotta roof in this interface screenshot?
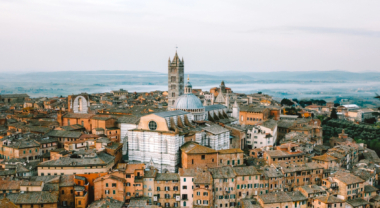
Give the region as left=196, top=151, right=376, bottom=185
left=181, top=142, right=217, bottom=154
left=334, top=172, right=365, bottom=185
left=218, top=149, right=244, bottom=154
left=314, top=196, right=345, bottom=204
left=259, top=191, right=306, bottom=204
left=312, top=154, right=337, bottom=162
left=0, top=198, right=17, bottom=208
left=0, top=191, right=59, bottom=204
left=125, top=164, right=145, bottom=174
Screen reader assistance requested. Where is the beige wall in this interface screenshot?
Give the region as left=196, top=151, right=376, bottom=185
left=138, top=114, right=169, bottom=131
left=38, top=162, right=114, bottom=176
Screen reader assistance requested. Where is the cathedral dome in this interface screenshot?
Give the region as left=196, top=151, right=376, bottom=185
left=174, top=94, right=204, bottom=110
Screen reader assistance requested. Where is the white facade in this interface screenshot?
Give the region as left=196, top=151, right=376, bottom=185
left=180, top=176, right=194, bottom=208
left=247, top=122, right=277, bottom=149
left=121, top=123, right=138, bottom=155
left=71, top=95, right=89, bottom=114
left=128, top=131, right=184, bottom=173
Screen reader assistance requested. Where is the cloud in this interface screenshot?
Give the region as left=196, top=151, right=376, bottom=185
left=243, top=26, right=380, bottom=38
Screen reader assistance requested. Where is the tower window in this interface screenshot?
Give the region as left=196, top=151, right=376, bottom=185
left=172, top=93, right=175, bottom=97
left=171, top=85, right=176, bottom=90
left=171, top=76, right=176, bottom=82
left=149, top=121, right=157, bottom=131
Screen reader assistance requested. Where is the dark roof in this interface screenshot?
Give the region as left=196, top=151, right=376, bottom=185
left=155, top=173, right=179, bottom=181
left=364, top=185, right=378, bottom=193
left=38, top=152, right=114, bottom=167
left=59, top=175, right=75, bottom=187
left=315, top=196, right=345, bottom=204
left=0, top=191, right=59, bottom=204
left=0, top=94, right=29, bottom=98
left=153, top=110, right=188, bottom=118
left=209, top=166, right=236, bottom=179
left=47, top=130, right=82, bottom=138
left=63, top=113, right=94, bottom=119
left=233, top=166, right=260, bottom=176
left=88, top=197, right=124, bottom=208
left=347, top=198, right=369, bottom=207
left=205, top=104, right=227, bottom=111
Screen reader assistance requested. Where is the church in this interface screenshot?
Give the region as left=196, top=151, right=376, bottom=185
left=127, top=51, right=235, bottom=172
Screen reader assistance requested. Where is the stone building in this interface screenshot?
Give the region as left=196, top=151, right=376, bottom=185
left=172, top=77, right=205, bottom=121
left=246, top=119, right=278, bottom=149
left=37, top=151, right=115, bottom=176
left=168, top=51, right=184, bottom=109
left=127, top=110, right=190, bottom=173
left=0, top=94, right=29, bottom=103
left=257, top=191, right=308, bottom=208
left=154, top=173, right=180, bottom=207
left=68, top=93, right=90, bottom=114
left=93, top=173, right=126, bottom=202
left=238, top=105, right=270, bottom=125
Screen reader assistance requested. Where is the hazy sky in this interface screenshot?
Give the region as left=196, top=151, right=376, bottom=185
left=1, top=0, right=380, bottom=73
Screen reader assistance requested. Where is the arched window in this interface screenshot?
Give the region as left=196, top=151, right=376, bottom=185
left=172, top=92, right=175, bottom=97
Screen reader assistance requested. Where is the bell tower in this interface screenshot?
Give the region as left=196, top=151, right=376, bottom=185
left=168, top=51, right=184, bottom=110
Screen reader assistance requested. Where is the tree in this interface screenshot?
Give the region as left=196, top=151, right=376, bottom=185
left=330, top=108, right=338, bottom=119
left=281, top=98, right=294, bottom=106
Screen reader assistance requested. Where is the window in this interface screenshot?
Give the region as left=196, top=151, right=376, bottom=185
left=105, top=190, right=109, bottom=194
left=149, top=121, right=157, bottom=130
left=113, top=190, right=115, bottom=194
left=184, top=178, right=186, bottom=182
left=201, top=155, right=205, bottom=160
left=35, top=149, right=38, bottom=152
left=197, top=192, right=200, bottom=196
left=112, top=183, right=116, bottom=187
left=106, top=183, right=108, bottom=187
left=61, top=190, right=65, bottom=194
left=203, top=192, right=208, bottom=196
left=126, top=183, right=131, bottom=186
left=183, top=186, right=187, bottom=190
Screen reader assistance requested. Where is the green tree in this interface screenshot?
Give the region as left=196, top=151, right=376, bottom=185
left=330, top=108, right=338, bottom=119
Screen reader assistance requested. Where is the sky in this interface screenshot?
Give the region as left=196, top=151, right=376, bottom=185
left=1, top=0, right=380, bottom=73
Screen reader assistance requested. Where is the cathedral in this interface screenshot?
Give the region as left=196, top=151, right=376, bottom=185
left=127, top=51, right=234, bottom=173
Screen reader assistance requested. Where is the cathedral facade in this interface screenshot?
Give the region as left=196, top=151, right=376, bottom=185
left=127, top=51, right=235, bottom=173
